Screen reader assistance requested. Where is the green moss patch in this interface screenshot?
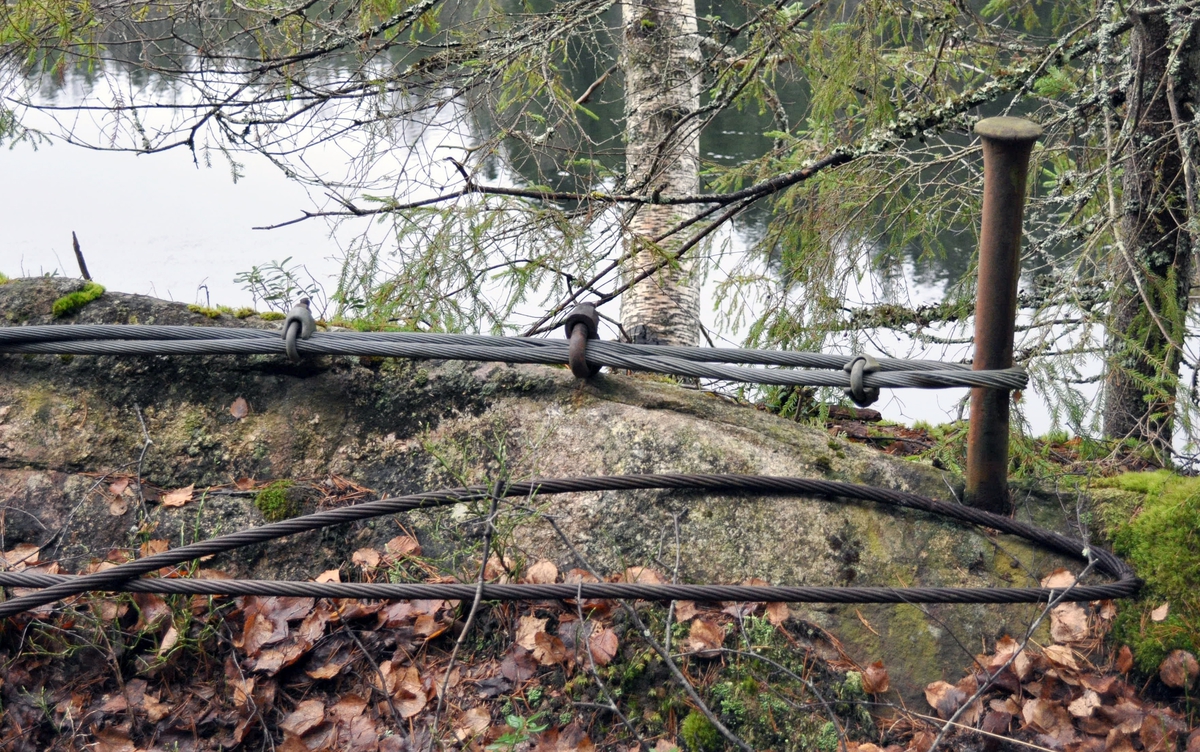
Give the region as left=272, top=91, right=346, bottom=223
left=260, top=311, right=285, bottom=321
left=1096, top=470, right=1200, bottom=672
left=187, top=304, right=224, bottom=319
left=51, top=281, right=105, bottom=317
left=254, top=480, right=298, bottom=522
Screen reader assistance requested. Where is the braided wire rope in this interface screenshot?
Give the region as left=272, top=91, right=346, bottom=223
left=0, top=325, right=1024, bottom=390
left=0, top=475, right=1139, bottom=617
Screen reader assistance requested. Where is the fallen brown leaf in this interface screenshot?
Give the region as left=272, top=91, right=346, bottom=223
left=516, top=615, right=549, bottom=651
left=352, top=548, right=381, bottom=568
left=280, top=699, right=326, bottom=736
left=1150, top=602, right=1170, bottom=622
left=674, top=601, right=699, bottom=621
left=1041, top=568, right=1076, bottom=589
left=533, top=631, right=567, bottom=665
left=161, top=484, right=195, bottom=507
left=765, top=601, right=789, bottom=626
left=384, top=535, right=421, bottom=559
left=1116, top=645, right=1134, bottom=673
left=588, top=626, right=619, bottom=666
left=230, top=397, right=250, bottom=419
left=687, top=618, right=725, bottom=657
left=456, top=706, right=491, bottom=741
left=1159, top=650, right=1198, bottom=689
left=1051, top=602, right=1090, bottom=643
left=924, top=680, right=966, bottom=720
left=525, top=559, right=559, bottom=584
left=863, top=661, right=889, bottom=695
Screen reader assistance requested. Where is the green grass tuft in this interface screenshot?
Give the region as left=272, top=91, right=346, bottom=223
left=51, top=282, right=105, bottom=317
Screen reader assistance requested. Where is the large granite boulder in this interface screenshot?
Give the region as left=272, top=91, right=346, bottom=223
left=0, top=277, right=1079, bottom=701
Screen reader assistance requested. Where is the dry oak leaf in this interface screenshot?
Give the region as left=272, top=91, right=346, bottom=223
left=3, top=542, right=39, bottom=569
left=234, top=476, right=256, bottom=490
left=92, top=727, right=138, bottom=752
left=140, top=539, right=170, bottom=557
left=161, top=484, right=195, bottom=507
left=1022, top=697, right=1073, bottom=737
left=862, top=661, right=890, bottom=695
left=392, top=665, right=427, bottom=718
left=1159, top=650, right=1199, bottom=689
left=516, top=615, right=549, bottom=651
left=280, top=699, right=326, bottom=737
left=132, top=593, right=172, bottom=632
left=456, top=707, right=491, bottom=741
left=1043, top=644, right=1080, bottom=671
left=1151, top=602, right=1170, bottom=622
left=992, top=635, right=1034, bottom=680
left=674, top=601, right=699, bottom=621
left=1041, top=568, right=1077, bottom=589
left=1069, top=690, right=1103, bottom=718
left=230, top=397, right=250, bottom=419
left=924, top=680, right=967, bottom=720
left=1051, top=602, right=1090, bottom=643
left=525, top=559, right=559, bottom=584
left=1116, top=645, right=1135, bottom=673
left=686, top=618, right=725, bottom=657
left=315, top=568, right=341, bottom=583
left=533, top=631, right=568, bottom=665
left=385, top=535, right=421, bottom=558
left=765, top=600, right=789, bottom=626
left=588, top=626, right=619, bottom=667
left=1186, top=729, right=1200, bottom=752
left=352, top=548, right=382, bottom=568
left=622, top=566, right=664, bottom=584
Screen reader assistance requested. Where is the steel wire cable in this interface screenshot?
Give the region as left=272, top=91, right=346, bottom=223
left=0, top=328, right=1024, bottom=390
left=0, top=325, right=970, bottom=371
left=0, top=475, right=1139, bottom=617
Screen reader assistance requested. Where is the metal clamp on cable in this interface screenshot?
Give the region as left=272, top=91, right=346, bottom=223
left=562, top=302, right=601, bottom=379
left=843, top=354, right=880, bottom=407
left=282, top=298, right=316, bottom=363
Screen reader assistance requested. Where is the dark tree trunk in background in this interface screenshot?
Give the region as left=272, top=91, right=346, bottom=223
left=1104, top=5, right=1199, bottom=459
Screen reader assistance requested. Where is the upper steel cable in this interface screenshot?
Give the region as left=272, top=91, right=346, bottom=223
left=0, top=324, right=1025, bottom=391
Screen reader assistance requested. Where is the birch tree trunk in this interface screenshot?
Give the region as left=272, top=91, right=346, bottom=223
left=1103, top=6, right=1199, bottom=458
left=619, top=0, right=703, bottom=347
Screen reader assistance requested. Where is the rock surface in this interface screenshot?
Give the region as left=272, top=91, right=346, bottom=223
left=0, top=277, right=1082, bottom=702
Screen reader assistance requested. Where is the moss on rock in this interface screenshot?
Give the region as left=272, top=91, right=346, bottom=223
left=51, top=281, right=105, bottom=317
left=1095, top=470, right=1200, bottom=673
left=255, top=480, right=299, bottom=522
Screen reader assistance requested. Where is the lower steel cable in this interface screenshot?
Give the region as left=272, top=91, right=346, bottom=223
left=0, top=474, right=1139, bottom=617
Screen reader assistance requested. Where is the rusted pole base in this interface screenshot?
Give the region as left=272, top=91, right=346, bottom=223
left=966, top=117, right=1042, bottom=514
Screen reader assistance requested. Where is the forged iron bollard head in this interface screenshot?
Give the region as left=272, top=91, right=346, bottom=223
left=563, top=302, right=602, bottom=379
left=283, top=297, right=316, bottom=363
left=562, top=302, right=600, bottom=341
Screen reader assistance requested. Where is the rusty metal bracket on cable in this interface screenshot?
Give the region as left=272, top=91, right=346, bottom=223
left=563, top=302, right=601, bottom=378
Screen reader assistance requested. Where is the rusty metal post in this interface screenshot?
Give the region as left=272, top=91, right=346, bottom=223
left=966, top=117, right=1042, bottom=514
